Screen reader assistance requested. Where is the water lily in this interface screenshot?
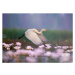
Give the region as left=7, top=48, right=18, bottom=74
left=56, top=49, right=64, bottom=55
left=62, top=46, right=68, bottom=50
left=4, top=44, right=10, bottom=48
left=14, top=46, right=21, bottom=50
left=39, top=45, right=44, bottom=48
left=44, top=51, right=51, bottom=56
left=6, top=51, right=14, bottom=57
left=34, top=48, right=45, bottom=54
left=7, top=47, right=10, bottom=50
left=26, top=57, right=37, bottom=63
left=2, top=43, right=6, bottom=46
left=51, top=52, right=60, bottom=59
left=14, top=50, right=21, bottom=55
left=26, top=46, right=33, bottom=50
left=60, top=53, right=71, bottom=62
left=57, top=46, right=62, bottom=48
left=54, top=46, right=58, bottom=49
left=45, top=44, right=51, bottom=49
left=29, top=51, right=35, bottom=56
left=2, top=43, right=10, bottom=48
left=3, top=55, right=10, bottom=62
left=9, top=43, right=14, bottom=46
left=16, top=42, right=21, bottom=46
left=20, top=49, right=30, bottom=55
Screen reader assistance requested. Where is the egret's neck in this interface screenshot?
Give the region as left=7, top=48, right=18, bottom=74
left=40, top=30, right=43, bottom=33
left=37, top=31, right=42, bottom=34
left=34, top=29, right=42, bottom=34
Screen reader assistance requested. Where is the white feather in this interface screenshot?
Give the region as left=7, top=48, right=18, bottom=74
left=25, top=29, right=43, bottom=45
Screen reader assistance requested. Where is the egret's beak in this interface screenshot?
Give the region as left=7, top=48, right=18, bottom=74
left=45, top=30, right=48, bottom=31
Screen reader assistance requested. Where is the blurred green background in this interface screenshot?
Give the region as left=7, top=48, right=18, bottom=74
left=3, top=28, right=72, bottom=46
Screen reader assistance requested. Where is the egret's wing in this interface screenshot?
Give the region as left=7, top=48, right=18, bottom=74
left=25, top=30, right=43, bottom=45
left=38, top=34, right=48, bottom=42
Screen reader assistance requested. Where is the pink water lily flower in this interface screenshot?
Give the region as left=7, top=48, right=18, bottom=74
left=26, top=57, right=37, bottom=63
left=14, top=50, right=23, bottom=55
left=45, top=44, right=51, bottom=49
left=3, top=43, right=14, bottom=49
left=51, top=52, right=60, bottom=59
left=20, top=49, right=30, bottom=55
left=16, top=42, right=21, bottom=46
left=66, top=49, right=73, bottom=53
left=26, top=46, right=33, bottom=50
left=33, top=48, right=45, bottom=57
left=62, top=46, right=69, bottom=50
left=7, top=48, right=10, bottom=50
left=6, top=51, right=14, bottom=57
left=14, top=46, right=21, bottom=50
left=44, top=51, right=51, bottom=56
left=60, top=53, right=70, bottom=62
left=29, top=51, right=35, bottom=57
left=57, top=46, right=62, bottom=48
left=9, top=43, right=14, bottom=46
left=56, top=49, right=64, bottom=55
left=4, top=44, right=10, bottom=48
left=46, top=46, right=51, bottom=49
left=2, top=43, right=6, bottom=46
left=54, top=46, right=58, bottom=49
left=38, top=45, right=44, bottom=48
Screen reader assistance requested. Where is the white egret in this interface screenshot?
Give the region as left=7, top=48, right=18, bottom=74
left=18, top=28, right=48, bottom=46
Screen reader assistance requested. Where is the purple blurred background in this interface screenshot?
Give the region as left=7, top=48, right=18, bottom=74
left=3, top=13, right=73, bottom=30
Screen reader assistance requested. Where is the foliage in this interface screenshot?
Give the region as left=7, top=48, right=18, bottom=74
left=3, top=29, right=72, bottom=42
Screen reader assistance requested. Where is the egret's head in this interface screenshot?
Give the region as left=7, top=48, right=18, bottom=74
left=41, top=29, right=48, bottom=31
left=33, top=29, right=39, bottom=33
left=33, top=29, right=47, bottom=34
left=33, top=29, right=42, bottom=34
